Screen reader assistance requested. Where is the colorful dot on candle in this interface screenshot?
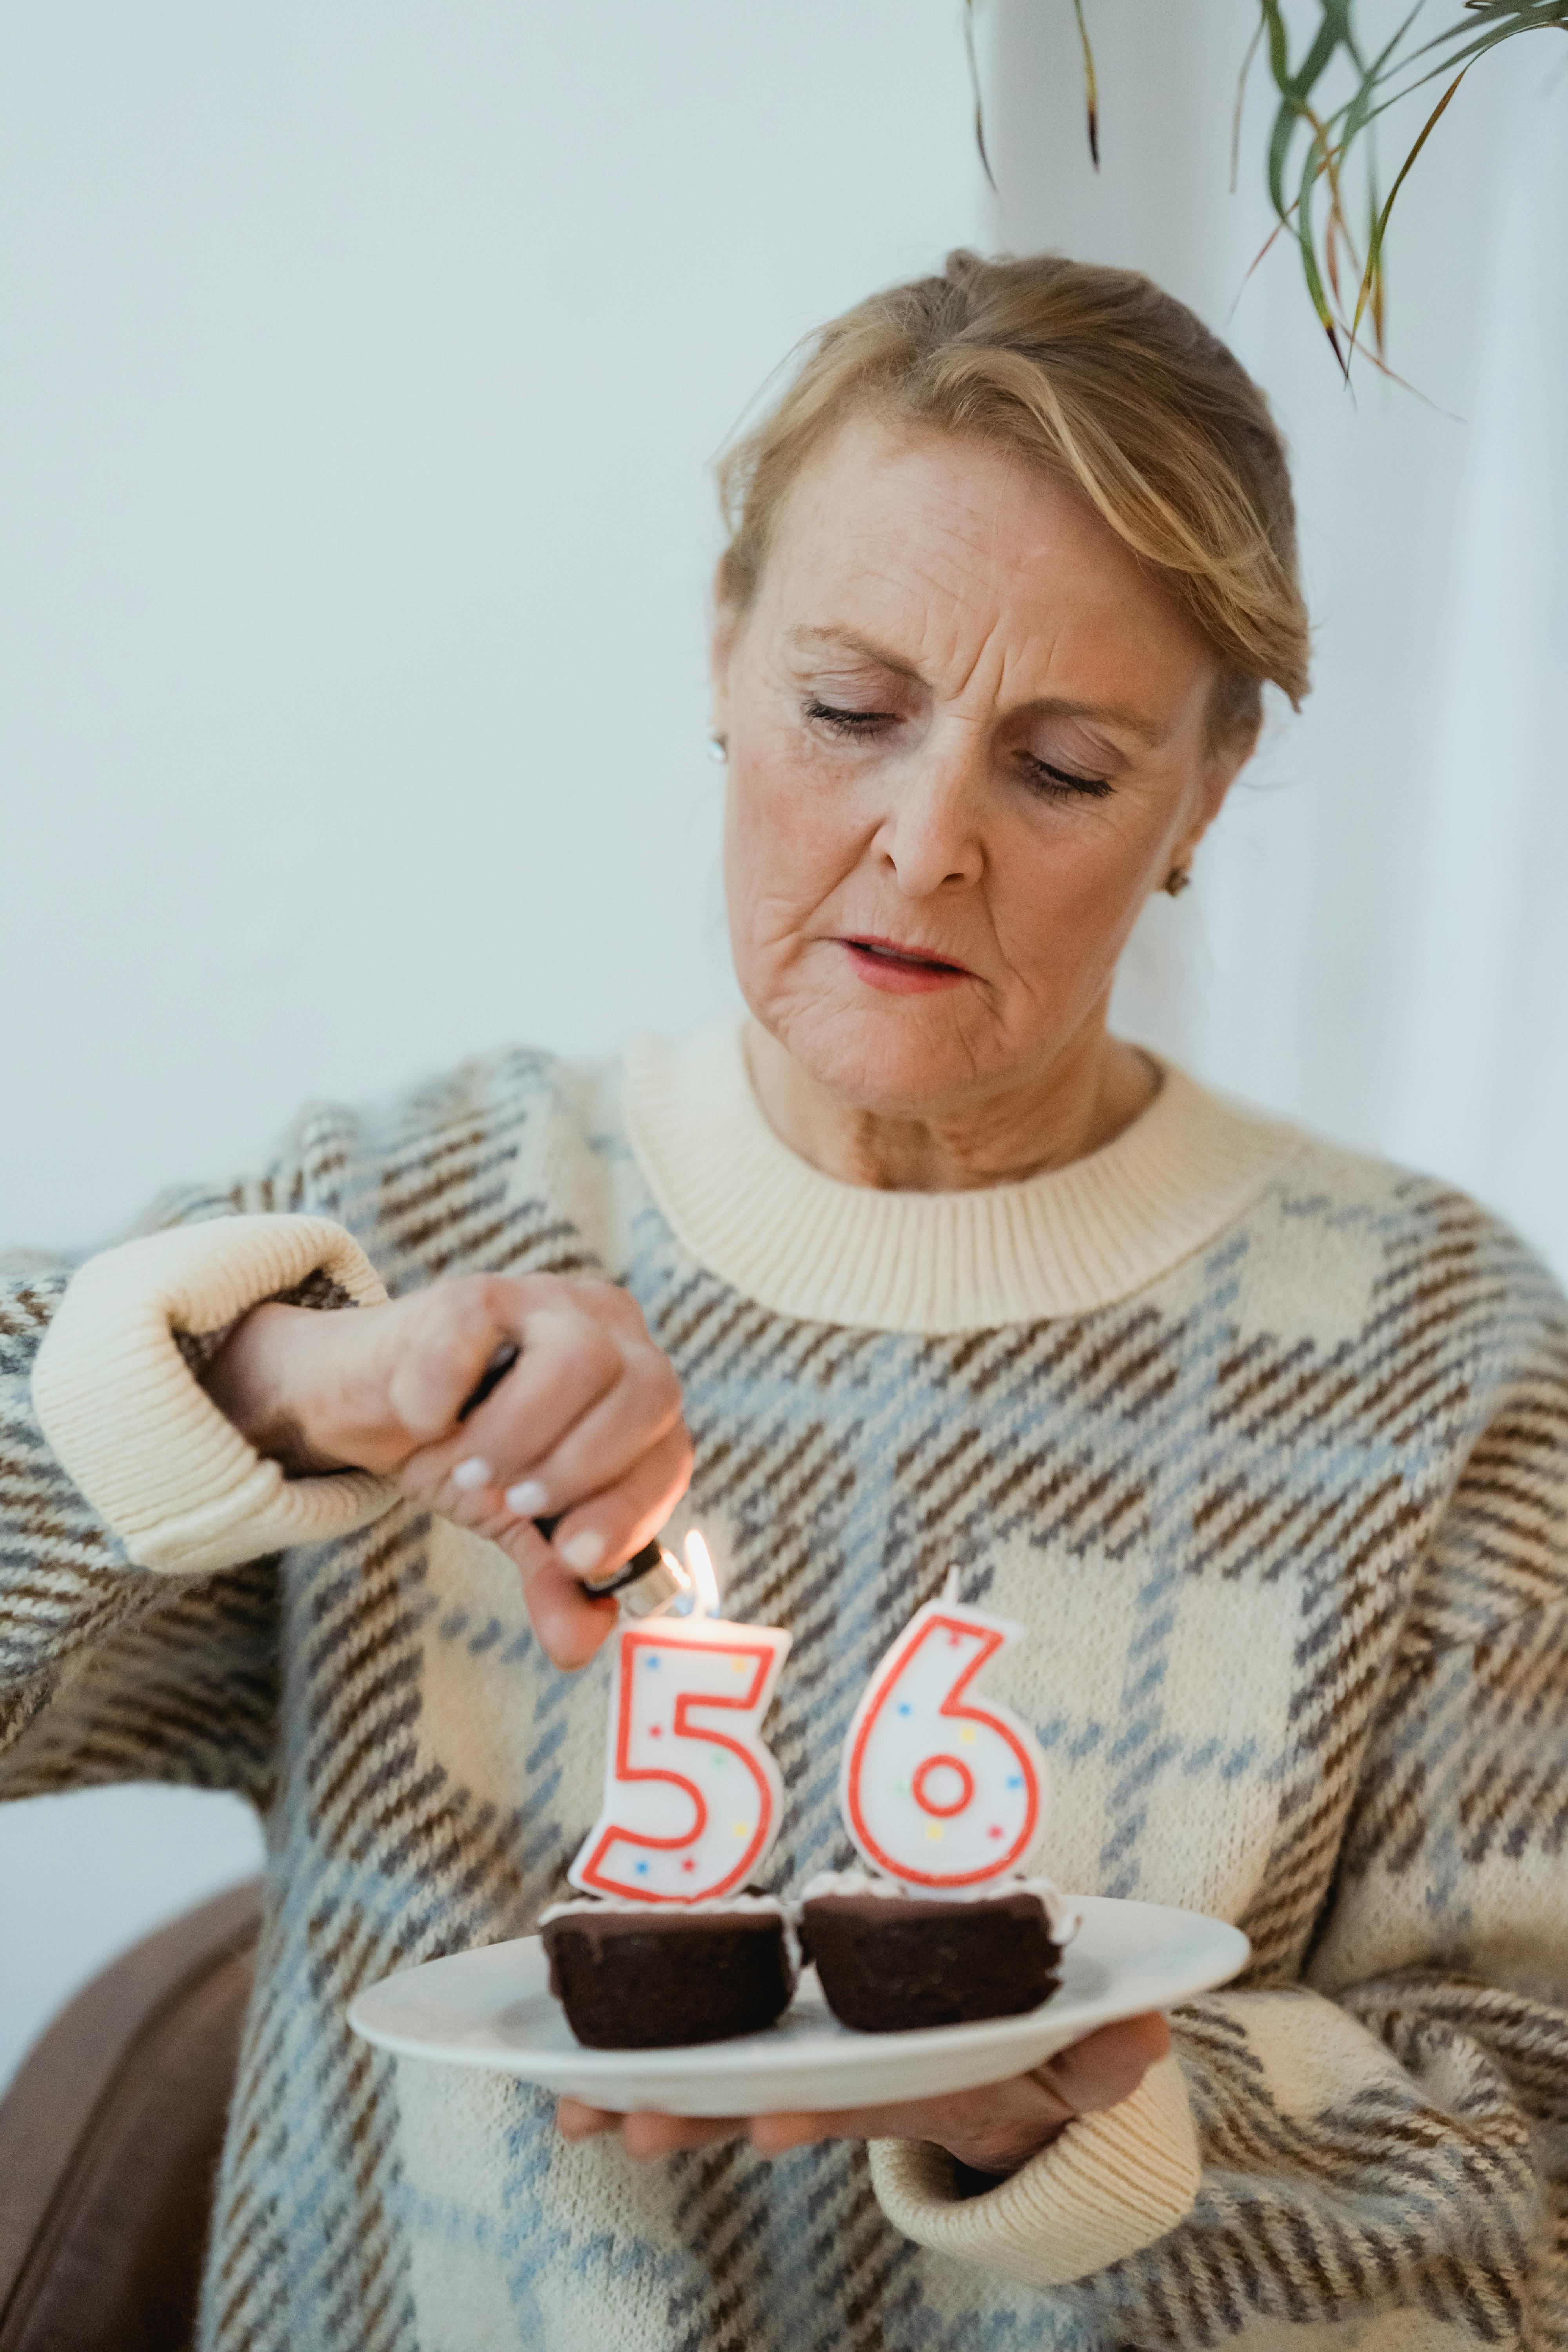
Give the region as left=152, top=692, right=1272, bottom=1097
left=681, top=1858, right=695, bottom=1873
left=732, top=1820, right=748, bottom=1837
left=729, top=1657, right=748, bottom=1674
left=959, top=1725, right=976, bottom=1744
left=946, top=1631, right=964, bottom=1648
left=649, top=1725, right=663, bottom=1739
left=1005, top=1773, right=1023, bottom=1788
left=926, top=1823, right=944, bottom=1841
left=897, top=1702, right=912, bottom=1717
left=646, top=1657, right=660, bottom=1670
left=635, top=1860, right=649, bottom=1875
left=987, top=1824, right=1003, bottom=1839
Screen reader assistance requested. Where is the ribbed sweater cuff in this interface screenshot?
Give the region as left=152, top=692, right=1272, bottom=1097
left=31, top=1214, right=397, bottom=1575
left=867, top=2053, right=1200, bottom=2289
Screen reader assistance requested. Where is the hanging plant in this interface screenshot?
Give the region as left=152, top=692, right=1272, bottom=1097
left=967, top=0, right=1567, bottom=376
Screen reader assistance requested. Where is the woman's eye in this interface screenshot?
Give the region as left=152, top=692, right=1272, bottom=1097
left=1022, top=754, right=1113, bottom=801
left=805, top=699, right=893, bottom=738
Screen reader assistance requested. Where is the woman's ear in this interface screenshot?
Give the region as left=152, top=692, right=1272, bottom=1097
left=1178, top=717, right=1259, bottom=864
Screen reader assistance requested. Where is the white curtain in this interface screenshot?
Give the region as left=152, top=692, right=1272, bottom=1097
left=977, top=0, right=1568, bottom=1275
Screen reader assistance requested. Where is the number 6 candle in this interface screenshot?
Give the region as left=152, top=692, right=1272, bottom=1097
left=568, top=1534, right=792, bottom=1904
left=840, top=1566, right=1047, bottom=1890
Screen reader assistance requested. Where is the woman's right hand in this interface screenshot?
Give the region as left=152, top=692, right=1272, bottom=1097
left=203, top=1272, right=692, bottom=1669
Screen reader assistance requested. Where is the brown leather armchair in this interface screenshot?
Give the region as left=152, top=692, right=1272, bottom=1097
left=0, top=1880, right=261, bottom=2352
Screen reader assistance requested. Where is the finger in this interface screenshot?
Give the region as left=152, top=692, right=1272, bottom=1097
left=389, top=1466, right=623, bottom=1670
left=1043, top=2012, right=1171, bottom=2115
left=620, top=2111, right=748, bottom=2160
left=555, top=2097, right=620, bottom=2141
left=382, top=1286, right=524, bottom=1445
left=416, top=1308, right=625, bottom=1490
left=747, top=2110, right=844, bottom=2154
left=548, top=1281, right=657, bottom=1345
left=372, top=1273, right=652, bottom=1453
left=496, top=1347, right=683, bottom=1528
left=533, top=1422, right=695, bottom=1583
left=749, top=2100, right=1016, bottom=2154
left=465, top=1272, right=646, bottom=1345
left=498, top=1522, right=620, bottom=1670
left=750, top=2070, right=1077, bottom=2167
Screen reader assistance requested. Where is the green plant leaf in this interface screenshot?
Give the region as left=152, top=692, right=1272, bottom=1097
left=980, top=1, right=1565, bottom=372
left=964, top=0, right=996, bottom=194
left=1249, top=0, right=1565, bottom=374
left=1072, top=0, right=1100, bottom=168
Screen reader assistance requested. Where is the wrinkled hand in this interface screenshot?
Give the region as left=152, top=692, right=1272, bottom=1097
left=556, top=2011, right=1170, bottom=2176
left=204, top=1273, right=692, bottom=1668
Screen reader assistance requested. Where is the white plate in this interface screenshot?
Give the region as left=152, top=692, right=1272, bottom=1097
left=348, top=1896, right=1248, bottom=2115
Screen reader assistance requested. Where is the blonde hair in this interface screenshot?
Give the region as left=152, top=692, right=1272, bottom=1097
left=716, top=251, right=1310, bottom=747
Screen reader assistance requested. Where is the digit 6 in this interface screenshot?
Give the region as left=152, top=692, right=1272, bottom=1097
left=840, top=1597, right=1046, bottom=1889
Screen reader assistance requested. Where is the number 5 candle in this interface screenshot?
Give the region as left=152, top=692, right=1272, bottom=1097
left=568, top=1534, right=792, bottom=1904
left=840, top=1566, right=1047, bottom=1891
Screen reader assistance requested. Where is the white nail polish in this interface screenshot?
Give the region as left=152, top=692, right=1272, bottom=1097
left=505, top=1478, right=550, bottom=1518
left=561, top=1530, right=607, bottom=1573
left=452, top=1457, right=494, bottom=1492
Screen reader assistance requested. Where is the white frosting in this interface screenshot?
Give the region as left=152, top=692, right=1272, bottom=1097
left=798, top=1869, right=1081, bottom=1947
left=540, top=1889, right=787, bottom=1922
left=539, top=1889, right=800, bottom=1976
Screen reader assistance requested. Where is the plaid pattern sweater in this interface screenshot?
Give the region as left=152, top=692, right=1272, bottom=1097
left=5, top=1023, right=1568, bottom=2351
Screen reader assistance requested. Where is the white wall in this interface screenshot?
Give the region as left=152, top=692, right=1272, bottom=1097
left=0, top=0, right=981, bottom=2087
left=0, top=0, right=984, bottom=1253
left=4, top=1, right=1563, bottom=2089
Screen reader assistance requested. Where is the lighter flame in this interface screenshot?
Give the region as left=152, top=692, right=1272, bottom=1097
left=683, top=1529, right=722, bottom=1618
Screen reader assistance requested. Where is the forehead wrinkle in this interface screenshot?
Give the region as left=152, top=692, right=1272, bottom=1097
left=876, top=499, right=1029, bottom=698
left=785, top=622, right=924, bottom=682
left=1000, top=617, right=1064, bottom=711
left=784, top=458, right=1181, bottom=741
left=891, top=473, right=1084, bottom=711
left=802, top=537, right=996, bottom=696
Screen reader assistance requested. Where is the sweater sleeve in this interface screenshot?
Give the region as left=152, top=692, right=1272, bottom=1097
left=31, top=1213, right=393, bottom=1575
left=2, top=1139, right=398, bottom=1805
left=867, top=1368, right=1568, bottom=2344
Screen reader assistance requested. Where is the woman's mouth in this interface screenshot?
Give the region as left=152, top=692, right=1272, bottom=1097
left=838, top=936, right=974, bottom=996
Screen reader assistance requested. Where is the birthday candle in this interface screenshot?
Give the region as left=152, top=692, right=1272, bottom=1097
left=839, top=1568, right=1046, bottom=1892
left=568, top=1534, right=792, bottom=1904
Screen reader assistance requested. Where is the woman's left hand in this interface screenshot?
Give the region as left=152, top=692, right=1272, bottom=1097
left=555, top=2011, right=1169, bottom=2177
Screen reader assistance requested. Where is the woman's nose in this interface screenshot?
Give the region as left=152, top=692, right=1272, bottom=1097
left=874, top=737, right=986, bottom=895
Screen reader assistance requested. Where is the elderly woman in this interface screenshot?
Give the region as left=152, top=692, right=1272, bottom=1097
left=7, top=252, right=1566, bottom=2351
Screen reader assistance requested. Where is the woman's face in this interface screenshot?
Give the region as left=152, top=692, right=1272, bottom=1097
left=713, top=412, right=1248, bottom=1122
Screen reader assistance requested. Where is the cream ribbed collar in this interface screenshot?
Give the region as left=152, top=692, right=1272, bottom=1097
left=622, top=1025, right=1304, bottom=1336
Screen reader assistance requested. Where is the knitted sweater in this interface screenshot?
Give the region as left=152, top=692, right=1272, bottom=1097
left=5, top=1024, right=1567, bottom=2351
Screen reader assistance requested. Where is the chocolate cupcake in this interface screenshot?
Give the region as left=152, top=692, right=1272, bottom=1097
left=539, top=1893, right=798, bottom=2049
left=799, top=1870, right=1077, bottom=2033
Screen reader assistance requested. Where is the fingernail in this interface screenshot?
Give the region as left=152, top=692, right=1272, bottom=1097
left=452, top=1457, right=494, bottom=1492
left=560, top=1530, right=607, bottom=1573
left=504, top=1478, right=550, bottom=1517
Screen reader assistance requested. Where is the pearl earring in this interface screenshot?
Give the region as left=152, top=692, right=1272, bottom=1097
left=707, top=735, right=728, bottom=764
